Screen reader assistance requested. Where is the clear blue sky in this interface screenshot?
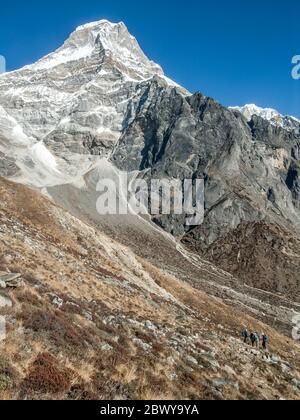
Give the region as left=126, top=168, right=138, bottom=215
left=0, top=0, right=300, bottom=117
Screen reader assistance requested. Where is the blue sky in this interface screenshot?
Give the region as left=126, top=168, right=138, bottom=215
left=0, top=0, right=300, bottom=117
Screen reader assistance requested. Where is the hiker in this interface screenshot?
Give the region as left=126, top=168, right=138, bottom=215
left=242, top=329, right=250, bottom=344
left=262, top=333, right=269, bottom=350
left=250, top=332, right=259, bottom=348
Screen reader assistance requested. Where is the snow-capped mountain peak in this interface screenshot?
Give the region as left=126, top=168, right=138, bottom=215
left=0, top=20, right=185, bottom=187
left=230, top=104, right=279, bottom=121
left=27, top=19, right=164, bottom=81
left=230, top=104, right=300, bottom=132
left=75, top=19, right=122, bottom=31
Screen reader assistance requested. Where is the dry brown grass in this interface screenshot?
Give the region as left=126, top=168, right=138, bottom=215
left=0, top=354, right=18, bottom=396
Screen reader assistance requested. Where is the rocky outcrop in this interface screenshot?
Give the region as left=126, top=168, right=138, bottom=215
left=0, top=273, right=23, bottom=289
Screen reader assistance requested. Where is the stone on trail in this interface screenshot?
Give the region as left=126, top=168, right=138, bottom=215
left=0, top=272, right=23, bottom=288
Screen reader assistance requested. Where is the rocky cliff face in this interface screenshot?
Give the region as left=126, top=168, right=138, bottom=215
left=112, top=89, right=300, bottom=244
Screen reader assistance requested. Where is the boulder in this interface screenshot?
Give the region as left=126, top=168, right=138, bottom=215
left=0, top=273, right=23, bottom=288
left=291, top=378, right=300, bottom=389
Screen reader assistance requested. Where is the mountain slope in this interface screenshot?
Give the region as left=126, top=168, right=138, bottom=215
left=1, top=177, right=300, bottom=400
left=185, top=221, right=300, bottom=301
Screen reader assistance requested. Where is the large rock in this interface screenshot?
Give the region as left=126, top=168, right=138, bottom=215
left=0, top=273, right=23, bottom=288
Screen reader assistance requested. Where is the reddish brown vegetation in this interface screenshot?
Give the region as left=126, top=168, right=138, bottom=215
left=18, top=306, right=96, bottom=351
left=22, top=353, right=72, bottom=394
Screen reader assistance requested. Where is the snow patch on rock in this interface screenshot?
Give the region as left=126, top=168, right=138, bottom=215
left=29, top=141, right=61, bottom=174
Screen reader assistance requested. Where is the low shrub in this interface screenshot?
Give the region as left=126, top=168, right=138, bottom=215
left=15, top=290, right=42, bottom=307
left=18, top=307, right=94, bottom=351
left=68, top=383, right=98, bottom=401
left=0, top=374, right=13, bottom=391
left=0, top=355, right=17, bottom=391
left=22, top=353, right=72, bottom=394
left=92, top=373, right=131, bottom=399
left=21, top=273, right=41, bottom=286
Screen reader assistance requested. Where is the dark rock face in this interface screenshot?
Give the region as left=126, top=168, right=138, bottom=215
left=112, top=80, right=300, bottom=246
left=113, top=85, right=250, bottom=179
left=286, top=163, right=300, bottom=209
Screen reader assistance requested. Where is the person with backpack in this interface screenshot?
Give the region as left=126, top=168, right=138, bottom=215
left=251, top=332, right=259, bottom=348
left=262, top=333, right=269, bottom=350
left=242, top=329, right=250, bottom=344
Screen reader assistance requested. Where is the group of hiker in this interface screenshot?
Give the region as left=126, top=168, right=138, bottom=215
left=242, top=329, right=269, bottom=350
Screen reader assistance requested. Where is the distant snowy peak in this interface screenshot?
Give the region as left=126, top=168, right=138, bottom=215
left=230, top=104, right=300, bottom=132
left=230, top=104, right=280, bottom=122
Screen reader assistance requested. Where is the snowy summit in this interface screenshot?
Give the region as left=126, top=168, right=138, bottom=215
left=28, top=19, right=165, bottom=81
left=230, top=104, right=300, bottom=132
left=0, top=20, right=184, bottom=188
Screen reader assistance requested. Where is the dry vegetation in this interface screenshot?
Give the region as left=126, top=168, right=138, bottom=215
left=0, top=177, right=300, bottom=400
